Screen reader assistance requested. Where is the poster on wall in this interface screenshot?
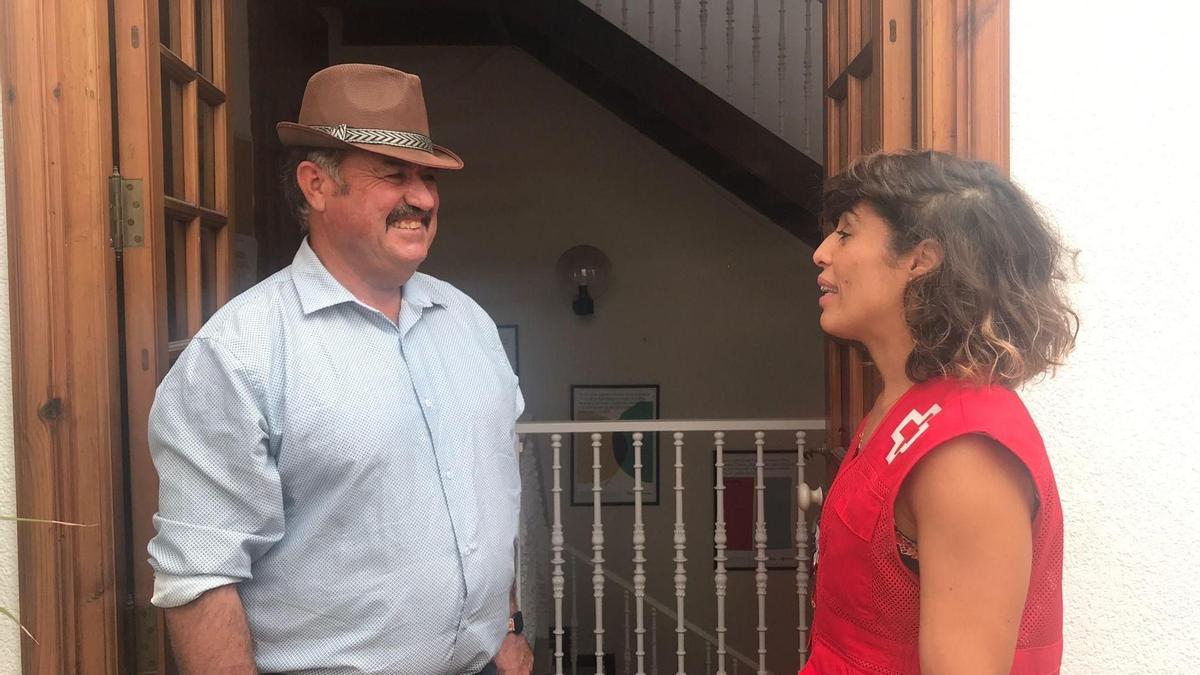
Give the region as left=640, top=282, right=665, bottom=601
left=718, top=450, right=798, bottom=569
left=571, top=384, right=660, bottom=506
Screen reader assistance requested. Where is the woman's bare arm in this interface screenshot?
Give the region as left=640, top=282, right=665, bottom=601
left=902, top=435, right=1037, bottom=675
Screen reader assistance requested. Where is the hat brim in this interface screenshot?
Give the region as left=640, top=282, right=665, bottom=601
left=276, top=122, right=464, bottom=170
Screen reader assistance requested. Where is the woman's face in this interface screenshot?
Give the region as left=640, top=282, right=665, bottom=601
left=811, top=202, right=913, bottom=343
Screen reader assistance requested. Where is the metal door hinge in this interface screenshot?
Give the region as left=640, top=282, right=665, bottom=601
left=108, top=168, right=145, bottom=251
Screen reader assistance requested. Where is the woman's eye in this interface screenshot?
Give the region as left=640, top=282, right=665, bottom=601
left=835, top=229, right=850, bottom=240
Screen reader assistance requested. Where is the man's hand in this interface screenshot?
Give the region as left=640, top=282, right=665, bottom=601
left=494, top=632, right=533, bottom=675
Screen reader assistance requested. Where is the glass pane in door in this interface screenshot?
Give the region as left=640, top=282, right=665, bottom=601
left=198, top=99, right=217, bottom=208
left=195, top=0, right=214, bottom=79
left=159, top=0, right=182, bottom=55
left=201, top=225, right=218, bottom=322
left=161, top=74, right=186, bottom=198
left=165, top=217, right=190, bottom=341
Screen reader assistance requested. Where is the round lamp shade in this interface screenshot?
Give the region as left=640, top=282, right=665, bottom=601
left=555, top=245, right=611, bottom=300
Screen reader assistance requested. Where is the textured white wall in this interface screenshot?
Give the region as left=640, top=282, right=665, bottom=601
left=1011, top=3, right=1200, bottom=672
left=0, top=88, right=21, bottom=671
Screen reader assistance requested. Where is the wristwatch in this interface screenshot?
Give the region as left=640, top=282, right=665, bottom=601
left=507, top=610, right=524, bottom=635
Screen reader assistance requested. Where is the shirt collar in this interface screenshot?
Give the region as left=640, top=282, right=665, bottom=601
left=401, top=271, right=449, bottom=310
left=291, top=238, right=449, bottom=315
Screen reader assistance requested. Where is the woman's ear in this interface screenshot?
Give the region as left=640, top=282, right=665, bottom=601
left=909, top=239, right=944, bottom=279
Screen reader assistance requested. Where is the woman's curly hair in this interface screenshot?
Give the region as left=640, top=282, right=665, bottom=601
left=821, top=150, right=1078, bottom=387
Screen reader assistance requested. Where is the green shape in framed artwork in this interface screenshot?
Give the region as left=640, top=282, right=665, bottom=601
left=571, top=385, right=660, bottom=505
left=613, top=400, right=656, bottom=480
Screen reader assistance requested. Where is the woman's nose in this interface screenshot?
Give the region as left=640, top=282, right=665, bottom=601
left=813, top=235, right=832, bottom=268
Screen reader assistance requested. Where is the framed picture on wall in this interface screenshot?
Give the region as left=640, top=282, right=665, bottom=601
left=497, top=324, right=519, bottom=375
left=716, top=449, right=798, bottom=570
left=570, top=384, right=660, bottom=506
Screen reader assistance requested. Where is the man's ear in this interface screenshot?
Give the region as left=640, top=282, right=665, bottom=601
left=909, top=238, right=944, bottom=279
left=296, top=161, right=328, bottom=214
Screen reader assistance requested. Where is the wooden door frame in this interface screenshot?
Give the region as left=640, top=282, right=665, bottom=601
left=0, top=1, right=126, bottom=673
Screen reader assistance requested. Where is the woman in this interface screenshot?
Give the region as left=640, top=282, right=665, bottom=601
left=803, top=150, right=1076, bottom=674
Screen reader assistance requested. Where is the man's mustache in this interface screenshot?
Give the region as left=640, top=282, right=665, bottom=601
left=385, top=206, right=433, bottom=228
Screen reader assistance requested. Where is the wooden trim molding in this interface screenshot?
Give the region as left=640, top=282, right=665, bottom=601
left=0, top=0, right=125, bottom=673
left=918, top=0, right=1010, bottom=171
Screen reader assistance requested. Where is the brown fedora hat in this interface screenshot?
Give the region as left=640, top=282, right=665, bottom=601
left=276, top=63, right=463, bottom=170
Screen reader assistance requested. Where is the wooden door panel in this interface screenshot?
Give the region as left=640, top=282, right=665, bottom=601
left=112, top=0, right=234, bottom=670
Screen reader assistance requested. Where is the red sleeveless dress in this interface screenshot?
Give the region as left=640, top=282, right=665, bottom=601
left=801, top=377, right=1063, bottom=674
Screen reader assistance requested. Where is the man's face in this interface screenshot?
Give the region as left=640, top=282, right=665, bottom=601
left=316, top=150, right=440, bottom=284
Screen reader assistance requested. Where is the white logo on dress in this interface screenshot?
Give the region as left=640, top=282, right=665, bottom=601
left=885, top=404, right=943, bottom=464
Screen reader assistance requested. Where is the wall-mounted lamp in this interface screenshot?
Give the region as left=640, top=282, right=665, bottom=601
left=556, top=245, right=611, bottom=317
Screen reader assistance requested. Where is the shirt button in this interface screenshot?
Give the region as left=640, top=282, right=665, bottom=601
left=424, top=398, right=433, bottom=408
left=444, top=470, right=454, bottom=481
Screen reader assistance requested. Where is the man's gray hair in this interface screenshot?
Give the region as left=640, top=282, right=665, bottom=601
left=281, top=148, right=349, bottom=233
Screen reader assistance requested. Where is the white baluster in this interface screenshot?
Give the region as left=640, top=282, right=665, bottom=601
left=713, top=431, right=729, bottom=675
left=517, top=436, right=526, bottom=616
left=777, top=0, right=787, bottom=135
left=632, top=432, right=648, bottom=675
left=725, top=0, right=735, bottom=99
left=706, top=640, right=713, bottom=675
left=673, top=432, right=688, bottom=675
left=673, top=0, right=683, bottom=66
left=651, top=605, right=659, bottom=675
left=795, top=430, right=811, bottom=665
left=699, top=0, right=710, bottom=84
left=571, top=554, right=579, bottom=675
left=754, top=431, right=769, bottom=675
left=751, top=0, right=761, bottom=118
left=803, top=0, right=813, bottom=153
left=591, top=432, right=606, bottom=674
left=552, top=434, right=566, bottom=675
left=648, top=0, right=656, bottom=49
left=624, top=589, right=632, bottom=675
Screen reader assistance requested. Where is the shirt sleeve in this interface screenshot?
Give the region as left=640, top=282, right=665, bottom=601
left=146, top=336, right=284, bottom=608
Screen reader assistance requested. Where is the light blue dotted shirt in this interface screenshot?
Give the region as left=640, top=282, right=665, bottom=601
left=147, top=239, right=523, bottom=675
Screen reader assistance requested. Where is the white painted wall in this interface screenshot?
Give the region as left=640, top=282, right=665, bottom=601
left=1011, top=3, right=1200, bottom=672
left=0, top=89, right=22, bottom=671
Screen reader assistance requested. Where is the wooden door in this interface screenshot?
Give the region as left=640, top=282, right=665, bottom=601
left=111, top=0, right=235, bottom=671
left=822, top=0, right=1008, bottom=455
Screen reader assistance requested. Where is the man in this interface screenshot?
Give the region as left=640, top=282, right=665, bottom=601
left=147, top=63, right=532, bottom=675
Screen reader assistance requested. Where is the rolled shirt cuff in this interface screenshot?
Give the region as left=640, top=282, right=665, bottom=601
left=152, top=572, right=242, bottom=608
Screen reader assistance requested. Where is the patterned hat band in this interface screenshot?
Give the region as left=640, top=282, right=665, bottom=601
left=312, top=123, right=434, bottom=154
